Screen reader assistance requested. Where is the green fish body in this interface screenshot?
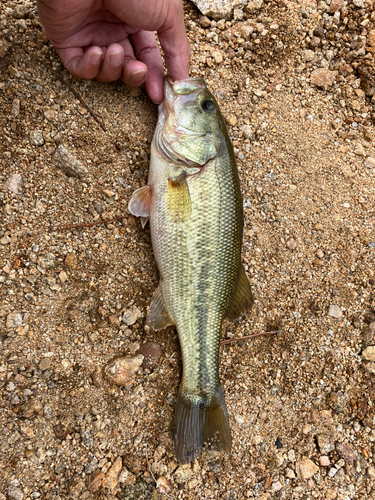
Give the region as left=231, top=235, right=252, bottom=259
left=129, top=77, right=253, bottom=464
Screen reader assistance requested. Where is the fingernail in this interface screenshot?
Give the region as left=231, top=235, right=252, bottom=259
left=90, top=52, right=103, bottom=65
left=109, top=50, right=123, bottom=67
left=131, top=69, right=147, bottom=82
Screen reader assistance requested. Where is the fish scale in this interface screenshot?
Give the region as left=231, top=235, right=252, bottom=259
left=129, top=77, right=253, bottom=464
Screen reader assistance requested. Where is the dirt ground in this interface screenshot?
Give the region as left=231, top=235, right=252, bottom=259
left=1, top=0, right=375, bottom=499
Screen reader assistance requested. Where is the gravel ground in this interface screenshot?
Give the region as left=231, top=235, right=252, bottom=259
left=1, top=0, right=375, bottom=499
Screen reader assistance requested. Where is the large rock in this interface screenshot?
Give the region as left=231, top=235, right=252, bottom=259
left=52, top=145, right=87, bottom=178
left=105, top=355, right=144, bottom=387
left=311, top=68, right=338, bottom=90
left=190, top=0, right=249, bottom=19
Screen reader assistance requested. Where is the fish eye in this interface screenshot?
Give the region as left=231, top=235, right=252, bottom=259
left=201, top=100, right=215, bottom=112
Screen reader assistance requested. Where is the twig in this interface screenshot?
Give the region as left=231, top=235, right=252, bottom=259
left=49, top=216, right=127, bottom=232
left=221, top=330, right=279, bottom=345
left=34, top=57, right=106, bottom=132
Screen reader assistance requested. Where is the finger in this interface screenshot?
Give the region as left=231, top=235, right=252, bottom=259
left=56, top=45, right=104, bottom=79
left=95, top=43, right=125, bottom=83
left=157, top=2, right=191, bottom=81
left=130, top=31, right=164, bottom=104
left=118, top=37, right=148, bottom=89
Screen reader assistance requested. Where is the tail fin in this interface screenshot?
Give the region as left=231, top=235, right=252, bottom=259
left=174, top=384, right=231, bottom=464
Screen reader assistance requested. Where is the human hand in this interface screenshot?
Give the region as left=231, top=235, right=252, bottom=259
left=36, top=0, right=191, bottom=103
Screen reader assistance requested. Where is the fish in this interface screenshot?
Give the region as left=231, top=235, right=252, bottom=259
left=128, top=77, right=253, bottom=464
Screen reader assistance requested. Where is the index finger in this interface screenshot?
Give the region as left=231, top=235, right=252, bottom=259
left=157, top=2, right=191, bottom=81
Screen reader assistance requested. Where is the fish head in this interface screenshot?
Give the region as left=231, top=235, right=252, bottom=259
left=155, top=77, right=227, bottom=168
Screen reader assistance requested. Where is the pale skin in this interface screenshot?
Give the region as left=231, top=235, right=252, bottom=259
left=36, top=0, right=191, bottom=103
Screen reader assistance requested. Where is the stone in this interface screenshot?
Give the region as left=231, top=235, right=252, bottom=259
left=0, top=39, right=11, bottom=59
left=88, top=470, right=104, bottom=492
left=335, top=441, right=355, bottom=465
left=326, top=489, right=337, bottom=500
left=368, top=466, right=375, bottom=479
left=352, top=0, right=365, bottom=7
left=4, top=174, right=23, bottom=195
left=39, top=358, right=51, bottom=371
left=38, top=253, right=55, bottom=269
left=354, top=143, right=366, bottom=156
left=68, top=477, right=86, bottom=499
left=328, top=391, right=348, bottom=414
left=296, top=457, right=319, bottom=479
left=7, top=486, right=23, bottom=500
left=156, top=477, right=173, bottom=494
left=136, top=341, right=162, bottom=371
left=6, top=311, right=23, bottom=329
left=357, top=65, right=375, bottom=97
left=365, top=157, right=375, bottom=169
left=92, top=367, right=104, bottom=387
left=313, top=26, right=324, bottom=38
left=118, top=467, right=136, bottom=485
left=212, top=50, right=223, bottom=64
left=311, top=69, right=338, bottom=90
left=52, top=144, right=87, bottom=178
left=362, top=346, right=375, bottom=362
left=227, top=115, right=237, bottom=126
left=330, top=0, right=343, bottom=12
left=328, top=305, right=343, bottom=319
left=191, top=0, right=248, bottom=19
left=59, top=271, right=68, bottom=283
left=122, top=306, right=141, bottom=325
left=198, top=16, right=211, bottom=28
left=368, top=30, right=375, bottom=48
left=174, top=464, right=194, bottom=483
left=245, top=0, right=263, bottom=14
left=11, top=99, right=20, bottom=116
left=303, top=49, right=315, bottom=62
left=21, top=398, right=43, bottom=419
left=105, top=355, right=144, bottom=387
left=102, top=457, right=122, bottom=489
left=316, top=434, right=335, bottom=454
left=319, top=456, right=330, bottom=466
left=64, top=253, right=77, bottom=269
left=240, top=125, right=253, bottom=139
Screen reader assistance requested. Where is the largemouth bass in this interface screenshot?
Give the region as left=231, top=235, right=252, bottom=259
left=129, top=77, right=253, bottom=464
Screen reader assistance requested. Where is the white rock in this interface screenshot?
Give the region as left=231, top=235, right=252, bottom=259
left=328, top=305, right=343, bottom=319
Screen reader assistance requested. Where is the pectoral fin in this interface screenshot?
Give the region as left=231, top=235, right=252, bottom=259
left=166, top=171, right=191, bottom=223
left=226, top=264, right=254, bottom=320
left=148, top=285, right=175, bottom=330
left=128, top=185, right=152, bottom=220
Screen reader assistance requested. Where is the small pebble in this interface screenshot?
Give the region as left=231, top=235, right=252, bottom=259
left=296, top=457, right=319, bottom=479
left=362, top=346, right=375, bottom=362
left=122, top=306, right=142, bottom=325
left=328, top=305, right=343, bottom=319
left=39, top=358, right=51, bottom=371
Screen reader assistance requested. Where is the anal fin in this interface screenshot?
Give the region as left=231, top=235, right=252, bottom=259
left=226, top=264, right=254, bottom=320
left=166, top=171, right=191, bottom=223
left=148, top=285, right=174, bottom=330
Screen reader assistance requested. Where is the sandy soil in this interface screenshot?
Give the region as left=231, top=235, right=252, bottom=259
left=1, top=0, right=375, bottom=499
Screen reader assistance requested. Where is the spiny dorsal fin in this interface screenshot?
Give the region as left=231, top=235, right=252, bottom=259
left=128, top=185, right=152, bottom=219
left=148, top=285, right=175, bottom=331
left=166, top=171, right=191, bottom=223
left=226, top=264, right=254, bottom=320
